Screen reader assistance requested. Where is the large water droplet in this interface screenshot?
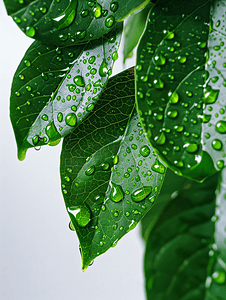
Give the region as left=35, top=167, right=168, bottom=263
left=203, top=86, right=219, bottom=104
left=26, top=26, right=36, bottom=37
left=53, top=0, right=78, bottom=30
left=215, top=120, right=226, bottom=134
left=183, top=143, right=199, bottom=153
left=92, top=3, right=102, bottom=18
left=169, top=91, right=179, bottom=104
left=65, top=113, right=77, bottom=126
left=151, top=159, right=165, bottom=174
left=110, top=182, right=124, bottom=202
left=131, top=186, right=152, bottom=202
left=105, top=15, right=115, bottom=28
left=46, top=122, right=61, bottom=140
left=73, top=75, right=85, bottom=87
left=154, top=132, right=166, bottom=145
left=99, top=60, right=108, bottom=77
left=85, top=165, right=95, bottom=176
left=68, top=204, right=91, bottom=227
left=154, top=54, right=166, bottom=66
left=212, top=139, right=223, bottom=151
left=212, top=270, right=226, bottom=284
left=140, top=145, right=150, bottom=157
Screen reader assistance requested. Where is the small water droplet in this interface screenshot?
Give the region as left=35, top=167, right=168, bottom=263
left=99, top=60, right=108, bottom=77
left=105, top=15, right=115, bottom=28
left=85, top=165, right=95, bottom=176
left=151, top=159, right=165, bottom=174
left=26, top=26, right=36, bottom=37
left=212, top=270, right=226, bottom=284
left=215, top=120, right=226, bottom=134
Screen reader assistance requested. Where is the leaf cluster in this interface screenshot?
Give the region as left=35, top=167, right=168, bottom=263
left=3, top=0, right=226, bottom=298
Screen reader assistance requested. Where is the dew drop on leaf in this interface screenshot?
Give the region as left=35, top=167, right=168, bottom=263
left=183, top=143, right=199, bottom=153
left=85, top=165, right=95, bottom=176
left=110, top=182, right=124, bottom=202
left=73, top=75, right=85, bottom=87
left=215, top=120, right=226, bottom=134
left=105, top=15, right=115, bottom=28
left=151, top=159, right=165, bottom=174
left=68, top=204, right=91, bottom=227
left=140, top=145, right=150, bottom=157
left=211, top=139, right=223, bottom=151
left=65, top=113, right=77, bottom=126
left=131, top=186, right=152, bottom=203
left=25, top=26, right=36, bottom=37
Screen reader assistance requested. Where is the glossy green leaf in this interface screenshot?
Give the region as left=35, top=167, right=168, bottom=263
left=10, top=24, right=122, bottom=160
left=4, top=0, right=148, bottom=46
left=60, top=69, right=166, bottom=270
left=141, top=168, right=188, bottom=241
left=123, top=2, right=153, bottom=63
left=136, top=0, right=226, bottom=181
left=144, top=172, right=222, bottom=300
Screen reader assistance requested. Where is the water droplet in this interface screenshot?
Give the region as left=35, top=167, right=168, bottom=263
left=105, top=15, right=115, bottom=28
left=216, top=20, right=221, bottom=27
left=110, top=182, right=124, bottom=202
left=215, top=120, right=226, bottom=134
left=178, top=56, right=187, bottom=64
left=52, top=0, right=78, bottom=30
left=57, top=112, right=63, bottom=122
left=212, top=139, right=222, bottom=151
left=65, top=113, right=77, bottom=126
left=85, top=165, right=95, bottom=176
left=24, top=60, right=31, bottom=67
left=99, top=60, right=108, bottom=77
left=131, top=186, right=152, bottom=203
left=212, top=270, right=226, bottom=284
left=140, top=145, right=150, bottom=157
left=68, top=204, right=91, bottom=227
left=167, top=110, right=178, bottom=119
left=86, top=103, right=94, bottom=111
left=110, top=2, right=118, bottom=12
left=154, top=132, right=166, bottom=145
left=112, top=155, right=118, bottom=164
left=166, top=31, right=174, bottom=40
left=183, top=143, right=199, bottom=153
left=26, top=26, right=36, bottom=37
left=32, top=135, right=39, bottom=145
left=69, top=221, right=75, bottom=231
left=102, top=163, right=109, bottom=170
left=42, top=114, right=48, bottom=121
left=154, top=54, right=166, bottom=66
left=217, top=160, right=224, bottom=169
left=153, top=78, right=164, bottom=89
left=151, top=159, right=165, bottom=174
left=46, top=122, right=61, bottom=140
left=73, top=75, right=85, bottom=87
left=169, top=91, right=179, bottom=104
left=203, top=87, right=219, bottom=104
left=112, top=51, right=118, bottom=61
left=93, top=3, right=102, bottom=18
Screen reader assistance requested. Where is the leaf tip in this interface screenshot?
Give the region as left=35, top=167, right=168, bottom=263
left=17, top=147, right=27, bottom=161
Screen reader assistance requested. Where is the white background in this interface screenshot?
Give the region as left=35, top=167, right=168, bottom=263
left=0, top=3, right=146, bottom=300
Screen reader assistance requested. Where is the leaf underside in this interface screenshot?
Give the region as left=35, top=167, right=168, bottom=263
left=10, top=23, right=122, bottom=160
left=144, top=172, right=222, bottom=300
left=60, top=69, right=166, bottom=270
left=136, top=0, right=226, bottom=181
left=4, top=0, right=147, bottom=46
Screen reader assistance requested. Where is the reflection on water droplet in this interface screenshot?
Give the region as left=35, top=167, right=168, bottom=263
left=110, top=182, right=124, bottom=202
left=212, top=139, right=222, bottom=151
left=52, top=0, right=78, bottom=30
left=151, top=159, right=165, bottom=174
left=26, top=26, right=36, bottom=37
left=215, top=120, right=226, bottom=134
left=85, top=165, right=95, bottom=176
left=68, top=204, right=91, bottom=227
left=131, top=186, right=152, bottom=202
left=140, top=145, right=150, bottom=157
left=183, top=143, right=199, bottom=153
left=73, top=75, right=85, bottom=87
left=65, top=113, right=77, bottom=126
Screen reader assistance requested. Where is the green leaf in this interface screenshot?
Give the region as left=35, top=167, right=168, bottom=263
left=135, top=0, right=226, bottom=181
left=144, top=172, right=221, bottom=300
left=123, top=2, right=153, bottom=63
left=141, top=168, right=188, bottom=241
left=4, top=0, right=148, bottom=46
left=10, top=24, right=122, bottom=160
left=60, top=69, right=166, bottom=270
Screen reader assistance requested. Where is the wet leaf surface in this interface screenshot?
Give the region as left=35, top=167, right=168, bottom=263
left=4, top=0, right=147, bottom=46
left=60, top=69, right=166, bottom=270
left=136, top=0, right=226, bottom=180
left=10, top=24, right=122, bottom=160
